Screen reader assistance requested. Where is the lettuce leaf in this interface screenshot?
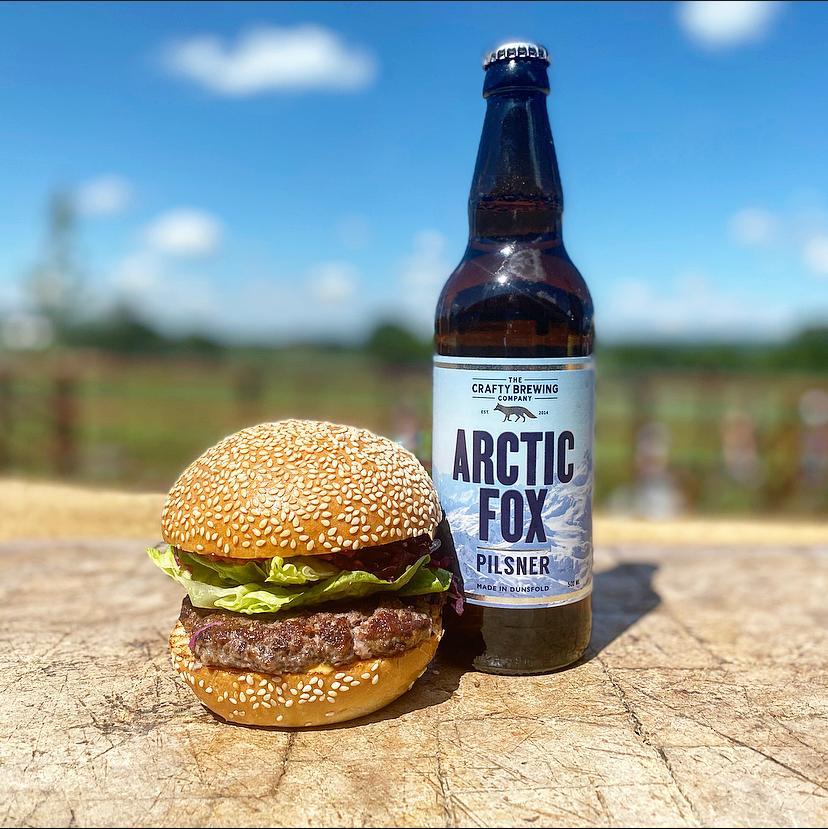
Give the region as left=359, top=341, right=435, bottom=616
left=146, top=545, right=450, bottom=615
left=175, top=549, right=338, bottom=587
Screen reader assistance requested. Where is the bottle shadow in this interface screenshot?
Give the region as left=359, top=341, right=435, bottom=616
left=580, top=561, right=661, bottom=662
left=216, top=561, right=661, bottom=731
left=343, top=562, right=661, bottom=727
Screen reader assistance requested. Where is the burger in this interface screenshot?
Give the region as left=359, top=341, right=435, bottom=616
left=147, top=419, right=451, bottom=727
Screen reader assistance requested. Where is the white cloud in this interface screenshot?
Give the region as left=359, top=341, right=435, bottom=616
left=144, top=208, right=223, bottom=258
left=728, top=198, right=828, bottom=279
left=163, top=25, right=376, bottom=96
left=398, top=230, right=452, bottom=331
left=729, top=207, right=778, bottom=247
left=803, top=235, right=828, bottom=277
left=107, top=208, right=225, bottom=329
left=678, top=1, right=783, bottom=48
left=74, top=175, right=133, bottom=217
left=402, top=231, right=449, bottom=289
left=604, top=270, right=795, bottom=340
left=216, top=267, right=375, bottom=342
left=133, top=274, right=221, bottom=331
left=309, top=261, right=358, bottom=304
left=114, top=250, right=161, bottom=295
left=109, top=250, right=221, bottom=330
left=1, top=312, right=54, bottom=351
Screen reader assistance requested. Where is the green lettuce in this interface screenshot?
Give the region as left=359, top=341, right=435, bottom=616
left=146, top=545, right=450, bottom=615
left=175, top=549, right=338, bottom=586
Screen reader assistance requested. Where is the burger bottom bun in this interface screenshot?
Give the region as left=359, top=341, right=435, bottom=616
left=168, top=620, right=441, bottom=728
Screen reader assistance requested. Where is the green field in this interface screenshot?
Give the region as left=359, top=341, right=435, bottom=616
left=3, top=350, right=827, bottom=516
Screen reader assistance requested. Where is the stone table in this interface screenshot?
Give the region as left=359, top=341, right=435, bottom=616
left=1, top=538, right=826, bottom=827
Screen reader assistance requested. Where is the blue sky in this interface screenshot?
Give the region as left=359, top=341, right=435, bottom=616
left=0, top=1, right=826, bottom=344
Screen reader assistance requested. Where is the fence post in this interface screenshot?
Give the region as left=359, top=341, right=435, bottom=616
left=0, top=366, right=12, bottom=469
left=53, top=366, right=78, bottom=477
left=235, top=364, right=265, bottom=426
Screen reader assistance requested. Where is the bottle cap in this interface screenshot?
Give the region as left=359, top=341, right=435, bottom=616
left=483, top=41, right=549, bottom=70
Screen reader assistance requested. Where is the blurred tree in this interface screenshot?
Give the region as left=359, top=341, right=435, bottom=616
left=597, top=329, right=828, bottom=376
left=365, top=321, right=431, bottom=366
left=25, top=191, right=83, bottom=337
left=61, top=305, right=167, bottom=353
left=777, top=326, right=828, bottom=372
left=61, top=304, right=223, bottom=356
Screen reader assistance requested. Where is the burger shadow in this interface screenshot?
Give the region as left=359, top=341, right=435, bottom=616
left=339, top=655, right=465, bottom=727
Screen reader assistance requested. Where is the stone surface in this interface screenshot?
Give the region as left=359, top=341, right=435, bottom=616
left=1, top=538, right=826, bottom=827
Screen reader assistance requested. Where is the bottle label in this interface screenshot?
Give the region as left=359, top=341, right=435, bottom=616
left=432, top=355, right=594, bottom=609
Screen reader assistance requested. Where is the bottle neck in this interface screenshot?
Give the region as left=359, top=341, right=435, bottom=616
left=468, top=86, right=563, bottom=244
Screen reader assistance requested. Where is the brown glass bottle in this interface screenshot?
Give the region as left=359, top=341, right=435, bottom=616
left=433, top=44, right=594, bottom=674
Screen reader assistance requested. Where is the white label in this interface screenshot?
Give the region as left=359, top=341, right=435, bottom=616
left=432, top=356, right=594, bottom=609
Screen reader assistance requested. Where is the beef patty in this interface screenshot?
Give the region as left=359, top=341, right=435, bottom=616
left=178, top=594, right=444, bottom=675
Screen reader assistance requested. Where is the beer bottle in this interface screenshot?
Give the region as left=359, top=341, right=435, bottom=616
left=433, top=43, right=595, bottom=674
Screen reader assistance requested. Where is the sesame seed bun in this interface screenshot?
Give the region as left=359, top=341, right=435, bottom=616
left=161, top=420, right=441, bottom=560
left=169, top=620, right=441, bottom=727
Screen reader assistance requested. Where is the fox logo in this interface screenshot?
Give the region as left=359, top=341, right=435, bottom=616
left=494, top=403, right=537, bottom=422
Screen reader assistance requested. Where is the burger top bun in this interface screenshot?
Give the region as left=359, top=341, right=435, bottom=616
left=161, top=420, right=441, bottom=560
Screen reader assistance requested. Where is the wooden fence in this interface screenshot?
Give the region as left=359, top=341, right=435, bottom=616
left=1, top=352, right=826, bottom=516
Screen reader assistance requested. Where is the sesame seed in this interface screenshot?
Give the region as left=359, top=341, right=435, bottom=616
left=161, top=421, right=438, bottom=565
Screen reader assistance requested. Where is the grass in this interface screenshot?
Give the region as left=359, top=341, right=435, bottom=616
left=2, top=353, right=826, bottom=516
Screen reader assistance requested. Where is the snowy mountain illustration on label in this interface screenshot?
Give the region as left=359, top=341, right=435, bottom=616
left=435, top=451, right=593, bottom=598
